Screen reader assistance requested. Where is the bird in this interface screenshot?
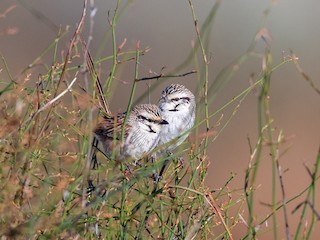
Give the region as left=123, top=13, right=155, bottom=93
left=94, top=104, right=168, bottom=162
left=158, top=83, right=196, bottom=151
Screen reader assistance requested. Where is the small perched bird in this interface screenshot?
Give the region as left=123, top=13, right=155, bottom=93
left=94, top=104, right=168, bottom=162
left=158, top=84, right=196, bottom=151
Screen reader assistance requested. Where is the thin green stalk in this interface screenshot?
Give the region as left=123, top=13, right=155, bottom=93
left=106, top=0, right=120, bottom=93
left=120, top=43, right=140, bottom=143
left=206, top=5, right=271, bottom=108
left=0, top=50, right=14, bottom=81
left=118, top=44, right=140, bottom=239
left=294, top=147, right=320, bottom=239
left=242, top=174, right=320, bottom=240
left=44, top=28, right=61, bottom=90
left=243, top=53, right=295, bottom=240
left=245, top=52, right=270, bottom=238
left=215, top=174, right=236, bottom=199
left=276, top=131, right=291, bottom=240
left=170, top=158, right=199, bottom=238
left=192, top=45, right=201, bottom=155
left=23, top=27, right=69, bottom=75
left=211, top=86, right=249, bottom=143
left=133, top=0, right=222, bottom=107
left=305, top=147, right=320, bottom=239
left=188, top=0, right=210, bottom=159
left=262, top=50, right=278, bottom=240
left=0, top=27, right=68, bottom=96
left=119, top=178, right=128, bottom=239
left=81, top=53, right=96, bottom=212
left=206, top=58, right=291, bottom=121
left=96, top=1, right=132, bottom=58
left=187, top=8, right=210, bottom=228
left=16, top=0, right=59, bottom=33
left=35, top=0, right=86, bottom=144
left=0, top=50, right=16, bottom=96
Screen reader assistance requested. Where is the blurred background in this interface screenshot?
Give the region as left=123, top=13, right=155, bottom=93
left=1, top=0, right=319, bottom=238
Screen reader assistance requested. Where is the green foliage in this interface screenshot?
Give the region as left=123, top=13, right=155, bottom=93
left=0, top=1, right=319, bottom=239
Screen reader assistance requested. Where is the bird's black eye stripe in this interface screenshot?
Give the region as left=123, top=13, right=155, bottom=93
left=171, top=97, right=190, bottom=101
left=138, top=115, right=147, bottom=121
left=148, top=125, right=156, bottom=133
left=138, top=115, right=157, bottom=123
left=181, top=97, right=190, bottom=101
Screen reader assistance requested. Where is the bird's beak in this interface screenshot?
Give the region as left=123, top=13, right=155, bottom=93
left=160, top=119, right=169, bottom=125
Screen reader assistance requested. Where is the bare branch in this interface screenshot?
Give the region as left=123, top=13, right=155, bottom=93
left=136, top=70, right=197, bottom=82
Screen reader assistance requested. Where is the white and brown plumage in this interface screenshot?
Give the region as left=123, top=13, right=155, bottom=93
left=94, top=104, right=168, bottom=161
left=158, top=84, right=196, bottom=150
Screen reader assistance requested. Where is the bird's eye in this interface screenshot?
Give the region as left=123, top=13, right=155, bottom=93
left=138, top=115, right=155, bottom=123
left=181, top=97, right=190, bottom=102
left=138, top=115, right=147, bottom=121
left=171, top=98, right=180, bottom=101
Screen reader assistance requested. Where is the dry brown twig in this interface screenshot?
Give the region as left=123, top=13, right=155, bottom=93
left=81, top=40, right=111, bottom=116
left=136, top=70, right=197, bottom=82
left=0, top=4, right=17, bottom=18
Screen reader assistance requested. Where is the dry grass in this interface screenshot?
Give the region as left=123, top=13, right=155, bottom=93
left=0, top=1, right=320, bottom=239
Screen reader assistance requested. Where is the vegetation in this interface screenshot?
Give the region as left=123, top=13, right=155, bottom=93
left=0, top=0, right=319, bottom=239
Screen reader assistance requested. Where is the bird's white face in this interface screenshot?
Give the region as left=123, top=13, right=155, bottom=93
left=125, top=104, right=168, bottom=159
left=94, top=104, right=168, bottom=161
left=132, top=105, right=167, bottom=134
left=157, top=84, right=196, bottom=150
left=159, top=84, right=195, bottom=114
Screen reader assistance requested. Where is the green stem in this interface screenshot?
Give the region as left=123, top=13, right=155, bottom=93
left=106, top=0, right=120, bottom=93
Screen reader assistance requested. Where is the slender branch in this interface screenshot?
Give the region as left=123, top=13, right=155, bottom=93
left=35, top=0, right=87, bottom=143
left=82, top=0, right=97, bottom=91
left=24, top=76, right=78, bottom=124
left=82, top=39, right=111, bottom=115
left=136, top=70, right=197, bottom=81
left=207, top=192, right=234, bottom=240
left=0, top=4, right=16, bottom=18
left=106, top=0, right=120, bottom=93
left=291, top=50, right=320, bottom=95
left=275, top=131, right=291, bottom=240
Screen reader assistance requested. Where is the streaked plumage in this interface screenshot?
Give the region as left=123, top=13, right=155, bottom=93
left=158, top=84, right=196, bottom=150
left=94, top=104, right=168, bottom=161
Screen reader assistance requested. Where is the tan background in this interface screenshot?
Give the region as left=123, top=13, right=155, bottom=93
left=1, top=0, right=319, bottom=238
